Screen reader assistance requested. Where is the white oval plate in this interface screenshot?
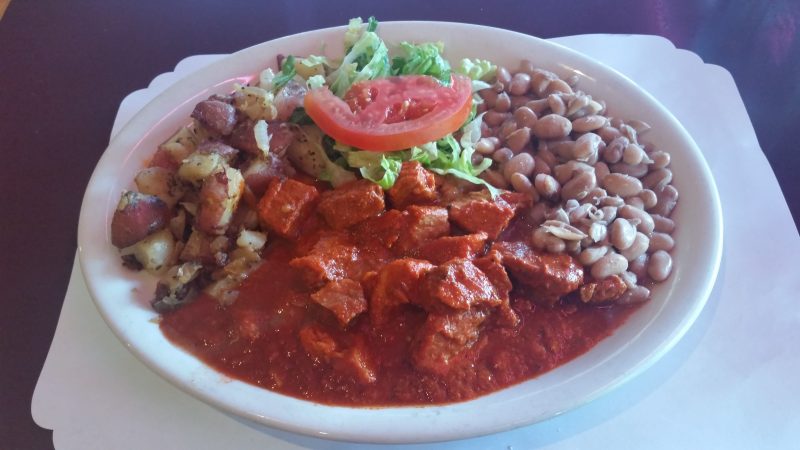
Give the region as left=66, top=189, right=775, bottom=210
left=77, top=22, right=723, bottom=444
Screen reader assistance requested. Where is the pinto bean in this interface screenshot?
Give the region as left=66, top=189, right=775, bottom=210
left=561, top=171, right=597, bottom=200
left=573, top=132, right=602, bottom=162
left=652, top=214, right=676, bottom=233
left=496, top=66, right=512, bottom=86
left=492, top=147, right=514, bottom=164
left=513, top=106, right=538, bottom=128
left=601, top=206, right=618, bottom=223
left=510, top=172, right=537, bottom=198
left=643, top=168, right=673, bottom=190
left=504, top=153, right=536, bottom=179
left=602, top=173, right=643, bottom=197
left=532, top=156, right=552, bottom=176
left=475, top=137, right=499, bottom=155
left=618, top=205, right=655, bottom=234
left=547, top=94, right=566, bottom=116
left=650, top=151, right=671, bottom=169
left=532, top=114, right=572, bottom=140
left=594, top=161, right=610, bottom=183
left=494, top=92, right=511, bottom=112
left=603, top=136, right=628, bottom=164
left=619, top=232, right=650, bottom=261
left=652, top=185, right=679, bottom=217
left=610, top=162, right=649, bottom=178
left=484, top=110, right=510, bottom=127
left=610, top=218, right=636, bottom=250
left=597, top=126, right=622, bottom=143
left=546, top=78, right=573, bottom=95
left=509, top=72, right=532, bottom=96
left=533, top=173, right=561, bottom=198
left=648, top=250, right=673, bottom=281
left=649, top=232, right=675, bottom=252
left=639, top=189, right=658, bottom=209
left=622, top=143, right=646, bottom=165
left=506, top=127, right=532, bottom=153
left=617, top=285, right=651, bottom=304
left=591, top=252, right=628, bottom=279
left=572, top=115, right=607, bottom=133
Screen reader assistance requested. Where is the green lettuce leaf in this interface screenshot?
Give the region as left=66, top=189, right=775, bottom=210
left=455, top=58, right=497, bottom=81
left=327, top=17, right=390, bottom=96
left=391, top=41, right=451, bottom=85
left=272, top=55, right=297, bottom=92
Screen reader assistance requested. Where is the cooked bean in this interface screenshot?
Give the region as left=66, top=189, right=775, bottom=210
left=504, top=153, right=535, bottom=179
left=652, top=185, right=679, bottom=217
left=573, top=132, right=602, bottom=162
left=648, top=250, right=673, bottom=281
left=480, top=121, right=492, bottom=138
left=601, top=195, right=625, bottom=207
left=568, top=203, right=593, bottom=222
left=526, top=98, right=550, bottom=115
left=572, top=115, right=607, bottom=133
left=480, top=169, right=509, bottom=189
left=532, top=228, right=565, bottom=253
left=591, top=252, right=628, bottom=279
left=643, top=168, right=673, bottom=190
left=594, top=161, right=610, bottom=182
left=597, top=126, right=622, bottom=143
left=610, top=218, right=636, bottom=250
left=603, top=136, right=628, bottom=164
left=484, top=110, right=510, bottom=127
left=619, top=123, right=638, bottom=143
left=610, top=162, right=649, bottom=178
left=494, top=92, right=511, bottom=112
left=627, top=119, right=652, bottom=134
left=649, top=232, right=675, bottom=252
left=650, top=150, right=671, bottom=169
left=566, top=94, right=590, bottom=117
left=533, top=114, right=572, bottom=139
left=622, top=143, right=646, bottom=165
left=561, top=171, right=597, bottom=200
left=498, top=118, right=519, bottom=140
left=619, top=232, right=650, bottom=260
left=551, top=140, right=577, bottom=161
left=619, top=271, right=637, bottom=288
left=529, top=202, right=548, bottom=225
left=510, top=172, right=535, bottom=196
left=547, top=94, right=566, bottom=116
left=603, top=173, right=643, bottom=197
left=480, top=89, right=499, bottom=107
left=471, top=153, right=484, bottom=166
left=534, top=173, right=560, bottom=198
left=547, top=78, right=573, bottom=95
left=546, top=207, right=570, bottom=224
left=564, top=239, right=581, bottom=255
left=617, top=285, right=651, bottom=304
left=496, top=66, right=512, bottom=86
left=532, top=156, right=552, bottom=176
left=601, top=206, right=618, bottom=222
left=475, top=137, right=499, bottom=155
left=518, top=59, right=536, bottom=75
left=563, top=199, right=580, bottom=212
left=591, top=100, right=605, bottom=115
left=510, top=95, right=532, bottom=109
left=509, top=72, right=532, bottom=96
left=492, top=147, right=514, bottom=163
left=476, top=102, right=488, bottom=114
left=628, top=254, right=648, bottom=279
left=626, top=196, right=645, bottom=209
left=618, top=205, right=655, bottom=234
left=588, top=222, right=608, bottom=243
left=506, top=127, right=532, bottom=152
left=639, top=189, right=658, bottom=209
left=652, top=214, right=676, bottom=233
left=530, top=70, right=556, bottom=97
left=586, top=187, right=607, bottom=205
left=513, top=106, right=538, bottom=128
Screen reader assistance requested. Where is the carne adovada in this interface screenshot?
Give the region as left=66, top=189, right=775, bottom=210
left=109, top=18, right=678, bottom=405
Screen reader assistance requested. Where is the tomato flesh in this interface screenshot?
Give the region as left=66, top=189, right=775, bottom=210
left=304, top=75, right=473, bottom=152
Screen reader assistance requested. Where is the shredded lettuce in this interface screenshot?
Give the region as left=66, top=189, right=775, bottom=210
left=391, top=41, right=451, bottom=85
left=273, top=55, right=297, bottom=92
left=456, top=58, right=497, bottom=81
left=306, top=74, right=326, bottom=90
left=327, top=17, right=390, bottom=96
left=427, top=135, right=500, bottom=198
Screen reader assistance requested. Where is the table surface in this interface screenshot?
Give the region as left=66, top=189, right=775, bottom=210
left=2, top=1, right=798, bottom=448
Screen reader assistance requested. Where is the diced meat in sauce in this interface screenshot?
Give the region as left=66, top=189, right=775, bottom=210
left=257, top=179, right=319, bottom=238
left=310, top=279, right=367, bottom=326
left=492, top=241, right=584, bottom=302
left=289, top=232, right=360, bottom=286
left=420, top=258, right=501, bottom=312
left=580, top=275, right=628, bottom=303
left=298, top=324, right=376, bottom=384
left=474, top=250, right=519, bottom=327
left=412, top=308, right=489, bottom=376
left=416, top=232, right=488, bottom=264
left=448, top=191, right=519, bottom=239
left=369, top=258, right=434, bottom=325
left=387, top=161, right=437, bottom=209
left=352, top=209, right=405, bottom=249
left=395, top=205, right=450, bottom=253
left=317, top=179, right=385, bottom=229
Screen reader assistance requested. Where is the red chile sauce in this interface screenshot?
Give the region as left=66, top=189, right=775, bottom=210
left=160, top=207, right=640, bottom=406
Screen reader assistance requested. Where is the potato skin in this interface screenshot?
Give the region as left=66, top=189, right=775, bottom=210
left=110, top=191, right=171, bottom=248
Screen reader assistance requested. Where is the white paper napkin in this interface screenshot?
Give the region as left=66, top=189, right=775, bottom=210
left=32, top=35, right=800, bottom=450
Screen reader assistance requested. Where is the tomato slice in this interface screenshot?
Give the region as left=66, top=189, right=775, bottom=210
left=304, top=74, right=473, bottom=152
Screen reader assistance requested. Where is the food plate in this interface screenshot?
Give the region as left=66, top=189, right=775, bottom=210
left=77, top=22, right=723, bottom=443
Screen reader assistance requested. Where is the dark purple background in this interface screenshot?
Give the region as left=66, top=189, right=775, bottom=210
left=1, top=0, right=797, bottom=448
